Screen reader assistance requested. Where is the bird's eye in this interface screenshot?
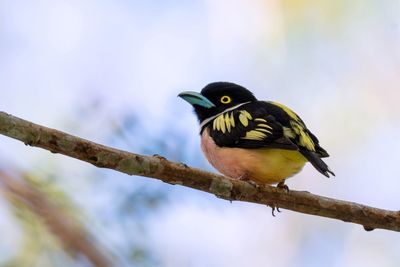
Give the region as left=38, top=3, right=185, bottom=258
left=220, top=96, right=232, bottom=104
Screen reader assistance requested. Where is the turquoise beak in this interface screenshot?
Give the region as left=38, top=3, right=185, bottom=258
left=178, top=91, right=215, bottom=108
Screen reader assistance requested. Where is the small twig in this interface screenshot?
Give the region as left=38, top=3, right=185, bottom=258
left=0, top=111, right=399, bottom=232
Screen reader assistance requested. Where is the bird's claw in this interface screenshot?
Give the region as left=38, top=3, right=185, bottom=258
left=24, top=141, right=33, bottom=146
left=277, top=180, right=289, bottom=193
left=270, top=205, right=282, bottom=217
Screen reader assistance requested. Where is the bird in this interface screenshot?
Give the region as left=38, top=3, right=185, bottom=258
left=178, top=82, right=334, bottom=187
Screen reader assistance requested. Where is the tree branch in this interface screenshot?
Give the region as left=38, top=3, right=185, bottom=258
left=0, top=111, right=399, bottom=232
left=0, top=172, right=113, bottom=267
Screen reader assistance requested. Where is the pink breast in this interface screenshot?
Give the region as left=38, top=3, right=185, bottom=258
left=200, top=129, right=249, bottom=179
left=200, top=128, right=306, bottom=184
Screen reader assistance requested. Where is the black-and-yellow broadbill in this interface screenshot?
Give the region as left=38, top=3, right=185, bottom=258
left=179, top=82, right=334, bottom=186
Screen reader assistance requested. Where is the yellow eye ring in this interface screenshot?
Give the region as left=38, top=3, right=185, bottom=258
left=220, top=95, right=232, bottom=104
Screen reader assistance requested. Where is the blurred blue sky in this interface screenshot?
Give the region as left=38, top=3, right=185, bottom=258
left=1, top=1, right=400, bottom=266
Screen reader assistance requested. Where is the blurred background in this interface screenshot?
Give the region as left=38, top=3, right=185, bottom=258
left=1, top=1, right=400, bottom=266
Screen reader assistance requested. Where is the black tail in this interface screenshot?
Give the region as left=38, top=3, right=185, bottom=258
left=300, top=150, right=335, bottom=178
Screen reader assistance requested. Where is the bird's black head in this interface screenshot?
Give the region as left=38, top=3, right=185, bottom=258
left=178, top=82, right=257, bottom=123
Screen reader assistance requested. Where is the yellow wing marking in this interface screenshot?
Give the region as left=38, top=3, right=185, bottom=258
left=212, top=110, right=274, bottom=142
left=255, top=119, right=272, bottom=134
left=226, top=113, right=235, bottom=132
left=257, top=123, right=273, bottom=130
left=283, top=127, right=296, bottom=139
left=213, top=114, right=225, bottom=133
left=225, top=112, right=235, bottom=133
left=238, top=110, right=252, bottom=127
left=255, top=127, right=272, bottom=134
left=224, top=113, right=231, bottom=133
left=230, top=113, right=235, bottom=127
left=242, top=130, right=267, bottom=141
left=240, top=114, right=273, bottom=140
left=212, top=117, right=217, bottom=131
left=291, top=122, right=315, bottom=151
left=269, top=101, right=302, bottom=125
left=213, top=112, right=236, bottom=133
left=299, top=130, right=315, bottom=150
left=269, top=101, right=315, bottom=151
left=220, top=115, right=226, bottom=133
left=212, top=115, right=218, bottom=131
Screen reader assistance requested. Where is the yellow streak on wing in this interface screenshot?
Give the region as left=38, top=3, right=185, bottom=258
left=213, top=118, right=218, bottom=131
left=213, top=115, right=223, bottom=132
left=213, top=116, right=219, bottom=131
left=213, top=113, right=236, bottom=134
left=291, top=122, right=301, bottom=134
left=244, top=110, right=252, bottom=120
left=257, top=123, right=273, bottom=130
left=299, top=131, right=315, bottom=151
left=268, top=101, right=315, bottom=150
left=256, top=127, right=272, bottom=134
left=239, top=113, right=248, bottom=126
left=290, top=122, right=315, bottom=151
left=242, top=130, right=267, bottom=140
left=229, top=112, right=235, bottom=128
left=238, top=110, right=253, bottom=127
left=219, top=115, right=226, bottom=133
left=254, top=118, right=267, bottom=123
left=224, top=113, right=231, bottom=133
left=283, top=127, right=296, bottom=139
left=269, top=101, right=301, bottom=123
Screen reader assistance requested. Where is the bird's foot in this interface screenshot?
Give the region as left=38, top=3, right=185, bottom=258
left=270, top=205, right=281, bottom=217
left=277, top=180, right=289, bottom=193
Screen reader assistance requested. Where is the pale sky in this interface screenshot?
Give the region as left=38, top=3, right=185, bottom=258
left=1, top=1, right=400, bottom=266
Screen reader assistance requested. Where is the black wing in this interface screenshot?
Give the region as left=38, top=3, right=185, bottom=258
left=206, top=101, right=334, bottom=177
left=263, top=101, right=329, bottom=157
left=264, top=101, right=334, bottom=177
left=207, top=102, right=297, bottom=150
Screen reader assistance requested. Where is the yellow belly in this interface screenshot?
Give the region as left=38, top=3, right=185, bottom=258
left=201, top=130, right=307, bottom=184
left=247, top=149, right=307, bottom=184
